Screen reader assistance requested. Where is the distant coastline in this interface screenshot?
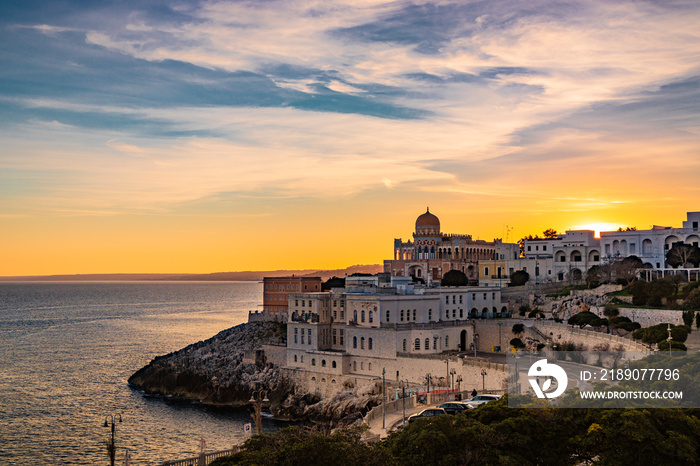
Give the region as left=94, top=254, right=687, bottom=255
left=0, top=264, right=383, bottom=282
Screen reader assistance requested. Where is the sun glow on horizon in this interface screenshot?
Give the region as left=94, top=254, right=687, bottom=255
left=571, top=223, right=623, bottom=238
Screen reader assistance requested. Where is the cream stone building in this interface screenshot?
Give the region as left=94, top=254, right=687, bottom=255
left=284, top=275, right=509, bottom=385
left=384, top=208, right=519, bottom=285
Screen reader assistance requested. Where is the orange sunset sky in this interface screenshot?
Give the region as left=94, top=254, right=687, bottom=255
left=1, top=0, right=699, bottom=276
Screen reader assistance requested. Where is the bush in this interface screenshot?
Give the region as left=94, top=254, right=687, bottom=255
left=510, top=338, right=525, bottom=349
left=510, top=270, right=530, bottom=286
left=657, top=340, right=687, bottom=351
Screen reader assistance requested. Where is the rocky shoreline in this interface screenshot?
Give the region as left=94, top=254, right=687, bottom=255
left=128, top=321, right=379, bottom=426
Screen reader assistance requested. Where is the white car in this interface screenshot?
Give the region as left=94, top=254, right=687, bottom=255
left=462, top=394, right=501, bottom=408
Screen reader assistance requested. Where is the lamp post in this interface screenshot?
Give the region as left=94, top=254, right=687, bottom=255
left=103, top=414, right=122, bottom=466
left=444, top=358, right=449, bottom=392
left=426, top=373, right=432, bottom=404
left=450, top=369, right=456, bottom=393
left=249, top=389, right=270, bottom=436
left=481, top=369, right=487, bottom=391
left=667, top=324, right=673, bottom=354
left=456, top=375, right=463, bottom=399
left=473, top=333, right=479, bottom=357
left=382, top=368, right=386, bottom=429
left=497, top=322, right=503, bottom=351
left=401, top=380, right=407, bottom=426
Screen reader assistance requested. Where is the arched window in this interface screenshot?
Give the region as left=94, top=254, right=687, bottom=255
left=353, top=310, right=357, bottom=322
left=414, top=338, right=420, bottom=350
left=425, top=338, right=429, bottom=350
left=403, top=339, right=407, bottom=352
left=332, top=361, right=337, bottom=368
left=433, top=337, right=438, bottom=350
left=369, top=338, right=373, bottom=350
left=353, top=336, right=357, bottom=348
left=361, top=310, right=365, bottom=323
left=311, top=358, right=316, bottom=366
left=361, top=337, right=365, bottom=349
left=294, top=354, right=298, bottom=362
left=322, top=359, right=326, bottom=367
left=369, top=311, right=373, bottom=323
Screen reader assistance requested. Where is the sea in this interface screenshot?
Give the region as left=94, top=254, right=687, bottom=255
left=0, top=281, right=289, bottom=465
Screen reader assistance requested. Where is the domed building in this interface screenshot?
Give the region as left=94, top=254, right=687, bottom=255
left=384, top=208, right=520, bottom=284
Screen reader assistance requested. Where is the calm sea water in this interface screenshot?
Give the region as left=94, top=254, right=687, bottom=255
left=0, top=281, right=286, bottom=465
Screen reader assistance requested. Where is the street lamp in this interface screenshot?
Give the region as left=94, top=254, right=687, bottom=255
left=456, top=375, right=463, bottom=398
left=481, top=369, right=487, bottom=391
left=667, top=324, right=673, bottom=354
left=450, top=369, right=456, bottom=392
left=249, top=389, right=270, bottom=435
left=382, top=368, right=386, bottom=429
left=473, top=333, right=479, bottom=357
left=103, top=414, right=122, bottom=466
left=444, top=358, right=449, bottom=391
left=401, top=380, right=408, bottom=426
left=497, top=322, right=503, bottom=351
left=426, top=373, right=432, bottom=403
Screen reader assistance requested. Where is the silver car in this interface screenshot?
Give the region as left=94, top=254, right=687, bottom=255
left=462, top=394, right=501, bottom=408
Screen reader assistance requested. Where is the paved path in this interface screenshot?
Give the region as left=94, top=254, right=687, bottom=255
left=367, top=402, right=441, bottom=439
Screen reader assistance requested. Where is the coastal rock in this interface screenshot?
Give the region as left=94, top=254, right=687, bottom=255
left=129, top=321, right=377, bottom=425
left=128, top=322, right=290, bottom=406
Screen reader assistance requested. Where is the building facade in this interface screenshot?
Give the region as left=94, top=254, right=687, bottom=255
left=384, top=208, right=519, bottom=285
left=599, top=212, right=700, bottom=269
left=263, top=276, right=322, bottom=318
left=285, top=276, right=508, bottom=381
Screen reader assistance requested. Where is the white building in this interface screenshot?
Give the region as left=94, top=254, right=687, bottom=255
left=480, top=230, right=601, bottom=286
left=285, top=276, right=508, bottom=380
left=599, top=212, right=700, bottom=269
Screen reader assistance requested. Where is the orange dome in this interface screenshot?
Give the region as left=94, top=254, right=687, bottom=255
left=416, top=208, right=440, bottom=228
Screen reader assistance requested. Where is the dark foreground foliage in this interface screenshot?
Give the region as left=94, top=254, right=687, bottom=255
left=211, top=396, right=700, bottom=466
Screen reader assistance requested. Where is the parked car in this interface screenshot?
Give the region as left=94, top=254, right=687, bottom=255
left=437, top=402, right=469, bottom=414
left=407, top=408, right=446, bottom=423
left=462, top=394, right=501, bottom=408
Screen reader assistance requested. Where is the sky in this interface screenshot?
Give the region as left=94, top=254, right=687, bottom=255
left=1, top=0, right=699, bottom=276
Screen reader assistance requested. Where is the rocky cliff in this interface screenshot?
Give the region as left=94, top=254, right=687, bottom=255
left=128, top=321, right=379, bottom=425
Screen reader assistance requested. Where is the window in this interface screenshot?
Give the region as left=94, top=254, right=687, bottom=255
left=333, top=329, right=337, bottom=345
left=369, top=311, right=373, bottom=323
left=333, top=300, right=337, bottom=307
left=401, top=310, right=404, bottom=321
left=340, top=310, right=344, bottom=320
left=433, top=337, right=438, bottom=350
left=332, top=361, right=337, bottom=368
left=322, top=360, right=326, bottom=367
left=484, top=267, right=489, bottom=276
left=472, top=293, right=476, bottom=300
left=445, top=335, right=449, bottom=347
left=428, top=309, right=432, bottom=320
left=340, top=330, right=344, bottom=345
left=353, top=336, right=357, bottom=348
left=361, top=310, right=365, bottom=323
left=361, top=337, right=365, bottom=349
left=445, top=309, right=449, bottom=319
left=543, top=245, right=547, bottom=251
left=386, top=310, right=390, bottom=322
left=413, top=309, right=417, bottom=320
left=452, top=296, right=456, bottom=304
left=369, top=338, right=373, bottom=350
left=294, top=354, right=297, bottom=362
left=414, top=338, right=420, bottom=350
left=311, top=358, right=316, bottom=366
left=460, top=309, right=463, bottom=318
left=452, top=309, right=456, bottom=318
left=527, top=245, right=531, bottom=251
left=425, top=338, right=429, bottom=350
left=459, top=295, right=463, bottom=304
left=593, top=255, right=599, bottom=261
left=353, top=310, right=357, bottom=322
left=403, top=339, right=407, bottom=351
left=295, top=299, right=298, bottom=306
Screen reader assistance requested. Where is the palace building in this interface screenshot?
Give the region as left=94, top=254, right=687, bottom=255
left=384, top=208, right=519, bottom=284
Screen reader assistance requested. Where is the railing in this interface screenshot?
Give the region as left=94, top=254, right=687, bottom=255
left=533, top=321, right=649, bottom=352
left=159, top=447, right=240, bottom=466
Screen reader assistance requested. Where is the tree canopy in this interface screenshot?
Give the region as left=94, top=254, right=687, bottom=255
left=510, top=270, right=530, bottom=286
left=667, top=242, right=700, bottom=268
left=441, top=269, right=468, bottom=287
